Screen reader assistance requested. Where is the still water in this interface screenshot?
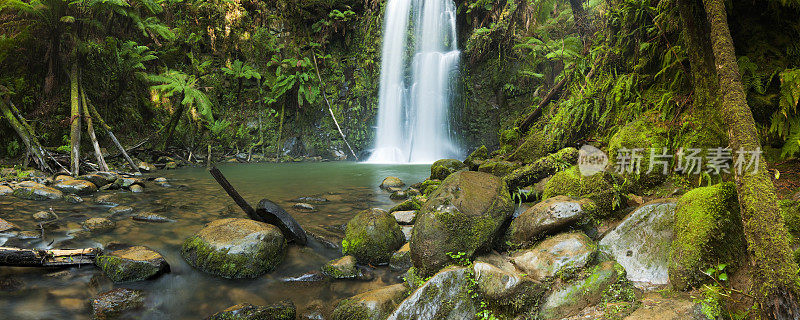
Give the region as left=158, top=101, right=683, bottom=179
left=0, top=162, right=430, bottom=319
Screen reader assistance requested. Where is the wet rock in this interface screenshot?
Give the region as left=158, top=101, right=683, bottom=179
left=506, top=196, right=595, bottom=248
left=113, top=177, right=141, bottom=189
left=623, top=292, right=705, bottom=320
left=392, top=210, right=416, bottom=225
left=541, top=165, right=619, bottom=216
left=411, top=171, right=514, bottom=275
left=164, top=161, right=178, bottom=170
left=0, top=276, right=23, bottom=292
left=54, top=175, right=72, bottom=182
left=539, top=261, right=625, bottom=320
left=332, top=284, right=408, bottom=320
left=181, top=218, right=286, bottom=279
left=293, top=203, right=315, bottom=211
left=129, top=184, right=144, bottom=193
left=153, top=177, right=170, bottom=187
left=65, top=194, right=83, bottom=203
left=78, top=173, right=117, bottom=188
left=388, top=266, right=477, bottom=320
left=478, top=159, right=519, bottom=177
left=473, top=261, right=546, bottom=313
left=108, top=206, right=134, bottom=217
left=95, top=195, right=119, bottom=206
left=131, top=213, right=174, bottom=223
left=401, top=226, right=413, bottom=242
left=291, top=196, right=329, bottom=204
left=207, top=301, right=296, bottom=320
left=389, top=190, right=408, bottom=200
left=0, top=185, right=12, bottom=196
left=33, top=210, right=58, bottom=221
left=83, top=217, right=116, bottom=232
left=380, top=177, right=405, bottom=189
left=430, top=159, right=467, bottom=180
left=137, top=162, right=156, bottom=172
left=91, top=288, right=145, bottom=320
left=0, top=217, right=17, bottom=232
left=510, top=232, right=596, bottom=281
left=599, top=199, right=676, bottom=289
left=389, top=196, right=424, bottom=213
left=389, top=243, right=412, bottom=271
left=321, top=255, right=360, bottom=279
left=342, top=208, right=405, bottom=264
left=12, top=183, right=63, bottom=200
left=53, top=179, right=98, bottom=195
left=95, top=245, right=170, bottom=282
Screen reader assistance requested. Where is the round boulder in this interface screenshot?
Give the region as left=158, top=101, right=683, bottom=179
left=430, top=159, right=467, bottom=180
left=91, top=288, right=145, bottom=320
left=505, top=196, right=596, bottom=248
left=53, top=179, right=98, bottom=195
left=83, top=217, right=116, bottom=232
left=342, top=208, right=405, bottom=264
left=380, top=177, right=405, bottom=189
left=181, top=218, right=286, bottom=279
left=12, top=183, right=63, bottom=201
left=95, top=245, right=170, bottom=282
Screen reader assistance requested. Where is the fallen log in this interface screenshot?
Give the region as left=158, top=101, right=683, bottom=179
left=0, top=247, right=99, bottom=267
left=208, top=166, right=308, bottom=245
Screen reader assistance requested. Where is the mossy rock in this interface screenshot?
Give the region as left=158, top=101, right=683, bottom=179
left=429, top=159, right=467, bottom=180
left=780, top=200, right=800, bottom=239
left=411, top=171, right=514, bottom=276
left=539, top=261, right=627, bottom=319
left=332, top=284, right=408, bottom=320
left=541, top=166, right=621, bottom=216
left=341, top=208, right=405, bottom=264
left=181, top=218, right=286, bottom=279
left=91, top=288, right=145, bottom=320
left=380, top=176, right=405, bottom=189
left=503, top=147, right=578, bottom=191
left=95, top=245, right=170, bottom=282
left=388, top=266, right=477, bottom=319
left=389, top=196, right=426, bottom=213
left=669, top=182, right=745, bottom=290
left=207, top=301, right=296, bottom=320
left=321, top=255, right=359, bottom=279
left=505, top=196, right=596, bottom=248
left=12, top=184, right=63, bottom=201
left=508, top=128, right=559, bottom=164
left=607, top=115, right=670, bottom=189
left=478, top=159, right=519, bottom=177
left=464, top=145, right=489, bottom=170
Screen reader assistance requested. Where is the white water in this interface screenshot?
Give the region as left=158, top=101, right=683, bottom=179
left=367, top=0, right=461, bottom=164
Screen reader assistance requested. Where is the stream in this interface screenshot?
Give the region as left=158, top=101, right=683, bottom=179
left=0, top=162, right=430, bottom=319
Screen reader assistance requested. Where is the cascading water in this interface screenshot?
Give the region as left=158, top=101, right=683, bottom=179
left=366, top=0, right=461, bottom=164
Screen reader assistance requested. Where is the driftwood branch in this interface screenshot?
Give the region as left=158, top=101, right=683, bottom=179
left=209, top=166, right=259, bottom=220
left=0, top=247, right=99, bottom=267
left=311, top=53, right=359, bottom=161
left=518, top=75, right=568, bottom=133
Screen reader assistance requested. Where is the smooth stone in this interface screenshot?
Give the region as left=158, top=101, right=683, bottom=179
left=207, top=301, right=296, bottom=320
left=181, top=218, right=286, bottom=279
left=65, top=194, right=83, bottom=204
left=392, top=211, right=416, bottom=225
left=506, top=196, right=595, bottom=247
left=95, top=245, right=170, bottom=282
left=0, top=217, right=17, bottom=232
left=129, top=185, right=144, bottom=193
left=78, top=173, right=115, bottom=188
left=138, top=162, right=156, bottom=172
left=332, top=284, right=408, bottom=320
left=12, top=184, right=63, bottom=201
left=623, top=292, right=705, bottom=320
left=388, top=266, right=477, bottom=320
left=291, top=196, right=328, bottom=204
left=54, top=175, right=72, bottom=182
left=389, top=243, right=412, bottom=272
left=94, top=195, right=119, bottom=206
left=293, top=203, right=315, bottom=211
left=53, top=179, right=98, bottom=195
left=83, top=218, right=116, bottom=232
left=33, top=210, right=58, bottom=221
left=599, top=200, right=676, bottom=289
left=108, top=206, right=134, bottom=216
left=539, top=261, right=624, bottom=319
left=321, top=255, right=360, bottom=279
left=91, top=288, right=145, bottom=320
left=473, top=261, right=546, bottom=313
left=380, top=176, right=404, bottom=189
left=131, top=213, right=174, bottom=223
left=342, top=208, right=405, bottom=264
left=0, top=185, right=12, bottom=196
left=510, top=232, right=596, bottom=281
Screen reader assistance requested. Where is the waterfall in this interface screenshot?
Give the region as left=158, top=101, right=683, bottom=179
left=367, top=0, right=461, bottom=164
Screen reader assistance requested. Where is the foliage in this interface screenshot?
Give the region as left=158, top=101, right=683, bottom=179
left=147, top=70, right=214, bottom=122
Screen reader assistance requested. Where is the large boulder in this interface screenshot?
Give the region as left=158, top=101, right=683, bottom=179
left=539, top=261, right=626, bottom=319
left=669, top=183, right=745, bottom=290
left=380, top=177, right=405, bottom=189
left=95, top=245, right=170, bottom=282
left=12, top=183, right=63, bottom=200
left=388, top=266, right=477, bottom=320
left=53, top=179, right=98, bottom=195
left=510, top=232, right=596, bottom=281
left=473, top=261, right=546, bottom=314
left=478, top=160, right=519, bottom=177
left=464, top=145, right=489, bottom=170
left=607, top=114, right=670, bottom=189
left=332, top=284, right=408, bottom=320
left=181, top=218, right=286, bottom=279
left=503, top=147, right=579, bottom=191
left=78, top=172, right=118, bottom=188
left=207, top=301, right=296, bottom=320
left=505, top=196, right=595, bottom=248
left=430, top=159, right=467, bottom=180
left=342, top=208, right=405, bottom=264
left=541, top=165, right=620, bottom=216
left=91, top=288, right=145, bottom=320
left=599, top=199, right=676, bottom=288
left=411, top=171, right=514, bottom=275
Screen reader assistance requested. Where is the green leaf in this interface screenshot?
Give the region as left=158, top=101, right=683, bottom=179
left=718, top=273, right=727, bottom=281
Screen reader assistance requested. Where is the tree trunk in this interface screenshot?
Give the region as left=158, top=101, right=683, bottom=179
left=160, top=94, right=185, bottom=151
left=702, top=0, right=800, bottom=316
left=275, top=104, right=285, bottom=159
left=80, top=87, right=108, bottom=171
left=0, top=98, right=51, bottom=172
left=69, top=55, right=82, bottom=176
left=88, top=104, right=140, bottom=174
left=0, top=247, right=98, bottom=267
left=311, top=53, right=358, bottom=161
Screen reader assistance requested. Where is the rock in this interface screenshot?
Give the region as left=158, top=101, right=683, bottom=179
left=510, top=232, right=596, bottom=281
left=541, top=165, right=619, bottom=216
left=65, top=194, right=83, bottom=203
left=255, top=199, right=308, bottom=245
left=95, top=245, right=170, bottom=282
left=164, top=161, right=178, bottom=169
left=207, top=301, right=296, bottom=320
left=292, top=203, right=315, bottom=211
left=503, top=147, right=579, bottom=190
left=389, top=196, right=424, bottom=213
left=473, top=261, right=546, bottom=313
left=54, top=174, right=72, bottom=182
left=53, top=179, right=98, bottom=195
left=464, top=145, right=489, bottom=170
left=506, top=196, right=595, bottom=248
left=539, top=261, right=626, bottom=319
left=342, top=208, right=405, bottom=264
left=380, top=177, right=405, bottom=189
left=129, top=184, right=144, bottom=193
left=114, top=177, right=141, bottom=188
left=392, top=211, right=416, bottom=225
left=478, top=160, right=519, bottom=177
left=332, top=284, right=408, bottom=320
left=108, top=206, right=134, bottom=217
left=33, top=210, right=58, bottom=221
left=0, top=217, right=17, bottom=232
left=389, top=190, right=408, bottom=200
left=91, top=288, right=145, bottom=320
left=78, top=173, right=116, bottom=188
left=291, top=196, right=329, bottom=204
left=411, top=171, right=514, bottom=275
left=430, top=159, right=467, bottom=180
left=389, top=243, right=412, bottom=271
left=401, top=226, right=413, bottom=241
left=508, top=128, right=560, bottom=163
left=607, top=115, right=670, bottom=188
left=83, top=218, right=116, bottom=232
left=388, top=266, right=477, bottom=320
left=0, top=185, right=12, bottom=196
left=670, top=182, right=744, bottom=290
left=137, top=162, right=156, bottom=172
left=181, top=218, right=286, bottom=279
left=95, top=195, right=119, bottom=206
left=153, top=177, right=169, bottom=187
left=417, top=180, right=441, bottom=196
left=599, top=199, right=676, bottom=289
left=623, top=292, right=705, bottom=320
left=321, top=255, right=360, bottom=279
left=12, top=183, right=63, bottom=201
left=131, top=213, right=174, bottom=223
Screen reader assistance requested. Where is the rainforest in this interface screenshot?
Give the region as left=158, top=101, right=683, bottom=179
left=1, top=0, right=800, bottom=319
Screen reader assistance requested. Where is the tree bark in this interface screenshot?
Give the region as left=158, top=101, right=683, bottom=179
left=69, top=54, right=82, bottom=176
left=702, top=0, right=800, bottom=316
left=0, top=247, right=98, bottom=267
left=0, top=97, right=52, bottom=172
left=88, top=104, right=140, bottom=174
left=275, top=104, right=285, bottom=159
left=81, top=87, right=108, bottom=171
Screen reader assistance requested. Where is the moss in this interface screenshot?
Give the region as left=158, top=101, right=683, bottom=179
left=95, top=254, right=164, bottom=283
left=180, top=233, right=285, bottom=279
left=342, top=209, right=405, bottom=264
left=780, top=200, right=800, bottom=238
left=477, top=159, right=519, bottom=177
left=508, top=125, right=560, bottom=163
left=669, top=182, right=746, bottom=290
left=331, top=299, right=372, bottom=320
left=464, top=145, right=489, bottom=169
left=541, top=166, right=621, bottom=216
left=430, top=159, right=467, bottom=180
left=607, top=113, right=670, bottom=190
left=503, top=147, right=578, bottom=190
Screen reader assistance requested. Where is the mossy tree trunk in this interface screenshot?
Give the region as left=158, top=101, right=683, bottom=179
left=80, top=86, right=108, bottom=171
left=701, top=0, right=800, bottom=316
left=0, top=97, right=51, bottom=172
left=69, top=50, right=82, bottom=176
left=160, top=92, right=185, bottom=151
